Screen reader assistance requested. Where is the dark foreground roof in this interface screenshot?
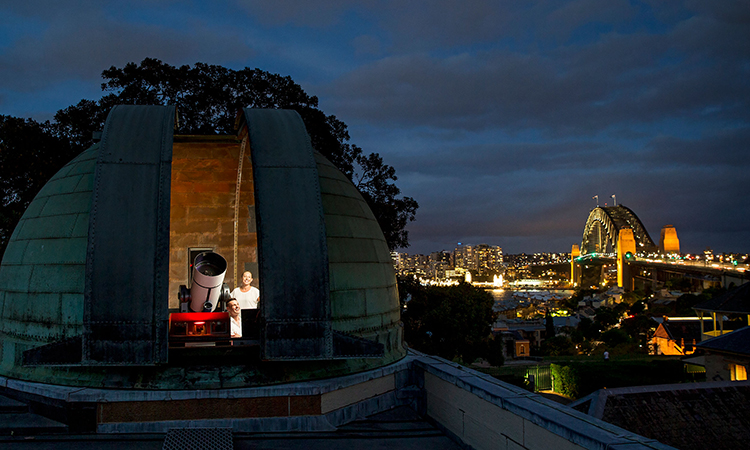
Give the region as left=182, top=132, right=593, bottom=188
left=0, top=406, right=460, bottom=450
left=569, top=381, right=750, bottom=450
left=693, top=282, right=750, bottom=314
left=697, top=326, right=750, bottom=356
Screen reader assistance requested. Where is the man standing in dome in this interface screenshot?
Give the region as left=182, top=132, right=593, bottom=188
left=227, top=298, right=242, bottom=338
left=231, top=271, right=260, bottom=309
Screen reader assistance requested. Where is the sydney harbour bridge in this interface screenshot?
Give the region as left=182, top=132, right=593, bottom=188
left=572, top=205, right=749, bottom=291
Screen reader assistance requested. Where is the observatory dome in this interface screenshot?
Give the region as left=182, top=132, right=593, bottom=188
left=0, top=106, right=405, bottom=388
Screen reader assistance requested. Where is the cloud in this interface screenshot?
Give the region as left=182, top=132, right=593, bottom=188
left=321, top=3, right=749, bottom=139
left=352, top=34, right=382, bottom=57
left=1, top=0, right=747, bottom=255
left=233, top=0, right=378, bottom=27
left=643, top=128, right=750, bottom=168
left=0, top=5, right=255, bottom=93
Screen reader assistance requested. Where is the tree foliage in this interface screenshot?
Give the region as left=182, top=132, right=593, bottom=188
left=2, top=58, right=417, bottom=256
left=577, top=317, right=601, bottom=340
left=600, top=328, right=630, bottom=348
left=594, top=306, right=621, bottom=328
left=545, top=307, right=556, bottom=337
left=485, top=334, right=505, bottom=367
left=541, top=335, right=577, bottom=357
left=0, top=116, right=78, bottom=256
left=401, top=280, right=497, bottom=364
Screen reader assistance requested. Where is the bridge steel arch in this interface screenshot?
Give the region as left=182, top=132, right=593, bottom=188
left=581, top=205, right=656, bottom=256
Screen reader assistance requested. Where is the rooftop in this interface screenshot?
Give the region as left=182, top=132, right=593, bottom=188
left=693, top=282, right=750, bottom=314
left=570, top=380, right=750, bottom=450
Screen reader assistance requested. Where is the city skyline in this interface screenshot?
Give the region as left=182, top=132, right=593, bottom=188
left=1, top=1, right=748, bottom=255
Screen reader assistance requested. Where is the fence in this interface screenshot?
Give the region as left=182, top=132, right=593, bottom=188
left=525, top=365, right=552, bottom=392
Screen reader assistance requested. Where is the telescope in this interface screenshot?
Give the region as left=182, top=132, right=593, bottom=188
left=178, top=251, right=231, bottom=312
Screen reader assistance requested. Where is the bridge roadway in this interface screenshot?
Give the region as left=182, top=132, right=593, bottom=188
left=580, top=253, right=749, bottom=288
left=583, top=253, right=748, bottom=274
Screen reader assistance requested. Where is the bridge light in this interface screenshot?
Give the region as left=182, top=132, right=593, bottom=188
left=625, top=252, right=633, bottom=260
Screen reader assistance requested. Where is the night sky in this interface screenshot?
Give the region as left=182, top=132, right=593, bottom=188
left=1, top=1, right=748, bottom=255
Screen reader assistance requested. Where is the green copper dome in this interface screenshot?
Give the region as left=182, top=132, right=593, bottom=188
left=0, top=107, right=404, bottom=388
left=0, top=145, right=96, bottom=347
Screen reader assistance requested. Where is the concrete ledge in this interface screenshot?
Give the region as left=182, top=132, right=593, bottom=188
left=0, top=350, right=678, bottom=449
left=413, top=353, right=675, bottom=450
left=0, top=355, right=417, bottom=433
left=0, top=354, right=416, bottom=403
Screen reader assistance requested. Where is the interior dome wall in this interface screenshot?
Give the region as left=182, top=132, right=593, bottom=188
left=168, top=137, right=258, bottom=307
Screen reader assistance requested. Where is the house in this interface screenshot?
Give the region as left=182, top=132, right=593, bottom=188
left=578, top=306, right=597, bottom=320
left=492, top=322, right=534, bottom=359
left=696, top=326, right=750, bottom=382
left=604, top=286, right=624, bottom=304
left=553, top=315, right=581, bottom=335
left=650, top=319, right=702, bottom=355
left=693, top=282, right=750, bottom=341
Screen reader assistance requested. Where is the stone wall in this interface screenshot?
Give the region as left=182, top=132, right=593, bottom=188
left=169, top=138, right=257, bottom=308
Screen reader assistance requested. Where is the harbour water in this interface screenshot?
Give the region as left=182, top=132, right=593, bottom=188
left=485, top=288, right=574, bottom=310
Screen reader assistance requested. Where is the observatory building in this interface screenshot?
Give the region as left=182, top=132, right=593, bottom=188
left=0, top=105, right=402, bottom=385
left=0, top=107, right=670, bottom=449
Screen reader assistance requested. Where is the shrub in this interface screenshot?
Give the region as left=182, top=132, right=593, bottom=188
left=551, top=363, right=580, bottom=398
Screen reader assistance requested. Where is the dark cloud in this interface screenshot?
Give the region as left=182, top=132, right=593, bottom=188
left=0, top=4, right=254, bottom=92
left=329, top=21, right=749, bottom=134
left=233, top=0, right=377, bottom=27
left=644, top=128, right=750, bottom=167
left=389, top=140, right=621, bottom=177
left=0, top=0, right=747, bottom=255
left=318, top=1, right=749, bottom=142
left=402, top=156, right=749, bottom=254
left=352, top=35, right=382, bottom=57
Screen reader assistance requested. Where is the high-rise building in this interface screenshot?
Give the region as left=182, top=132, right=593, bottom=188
left=454, top=243, right=503, bottom=274
left=475, top=244, right=503, bottom=274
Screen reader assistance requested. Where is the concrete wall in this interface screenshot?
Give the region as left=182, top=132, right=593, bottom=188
left=415, top=354, right=674, bottom=450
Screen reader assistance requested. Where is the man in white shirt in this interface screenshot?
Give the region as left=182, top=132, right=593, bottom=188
left=231, top=271, right=260, bottom=309
left=227, top=298, right=242, bottom=338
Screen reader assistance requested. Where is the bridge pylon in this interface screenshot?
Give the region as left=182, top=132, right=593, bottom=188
left=617, top=227, right=636, bottom=290
left=571, top=244, right=581, bottom=285
left=659, top=225, right=680, bottom=254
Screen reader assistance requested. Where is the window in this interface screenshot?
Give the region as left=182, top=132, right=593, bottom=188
left=730, top=364, right=747, bottom=381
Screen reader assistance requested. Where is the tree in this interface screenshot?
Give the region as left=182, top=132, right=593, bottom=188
left=674, top=293, right=705, bottom=316
left=545, top=308, right=555, bottom=338
left=401, top=281, right=496, bottom=364
left=354, top=153, right=418, bottom=250
left=665, top=277, right=692, bottom=292
left=485, top=334, right=505, bottom=367
left=541, top=335, right=576, bottom=357
left=0, top=116, right=78, bottom=256
left=628, top=300, right=647, bottom=316
left=621, top=314, right=657, bottom=351
left=577, top=317, right=601, bottom=341
left=621, top=290, right=644, bottom=305
left=46, top=58, right=417, bottom=251
left=600, top=328, right=630, bottom=348
left=594, top=306, right=620, bottom=329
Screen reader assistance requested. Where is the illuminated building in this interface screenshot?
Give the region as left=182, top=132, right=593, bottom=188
left=454, top=243, right=502, bottom=275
